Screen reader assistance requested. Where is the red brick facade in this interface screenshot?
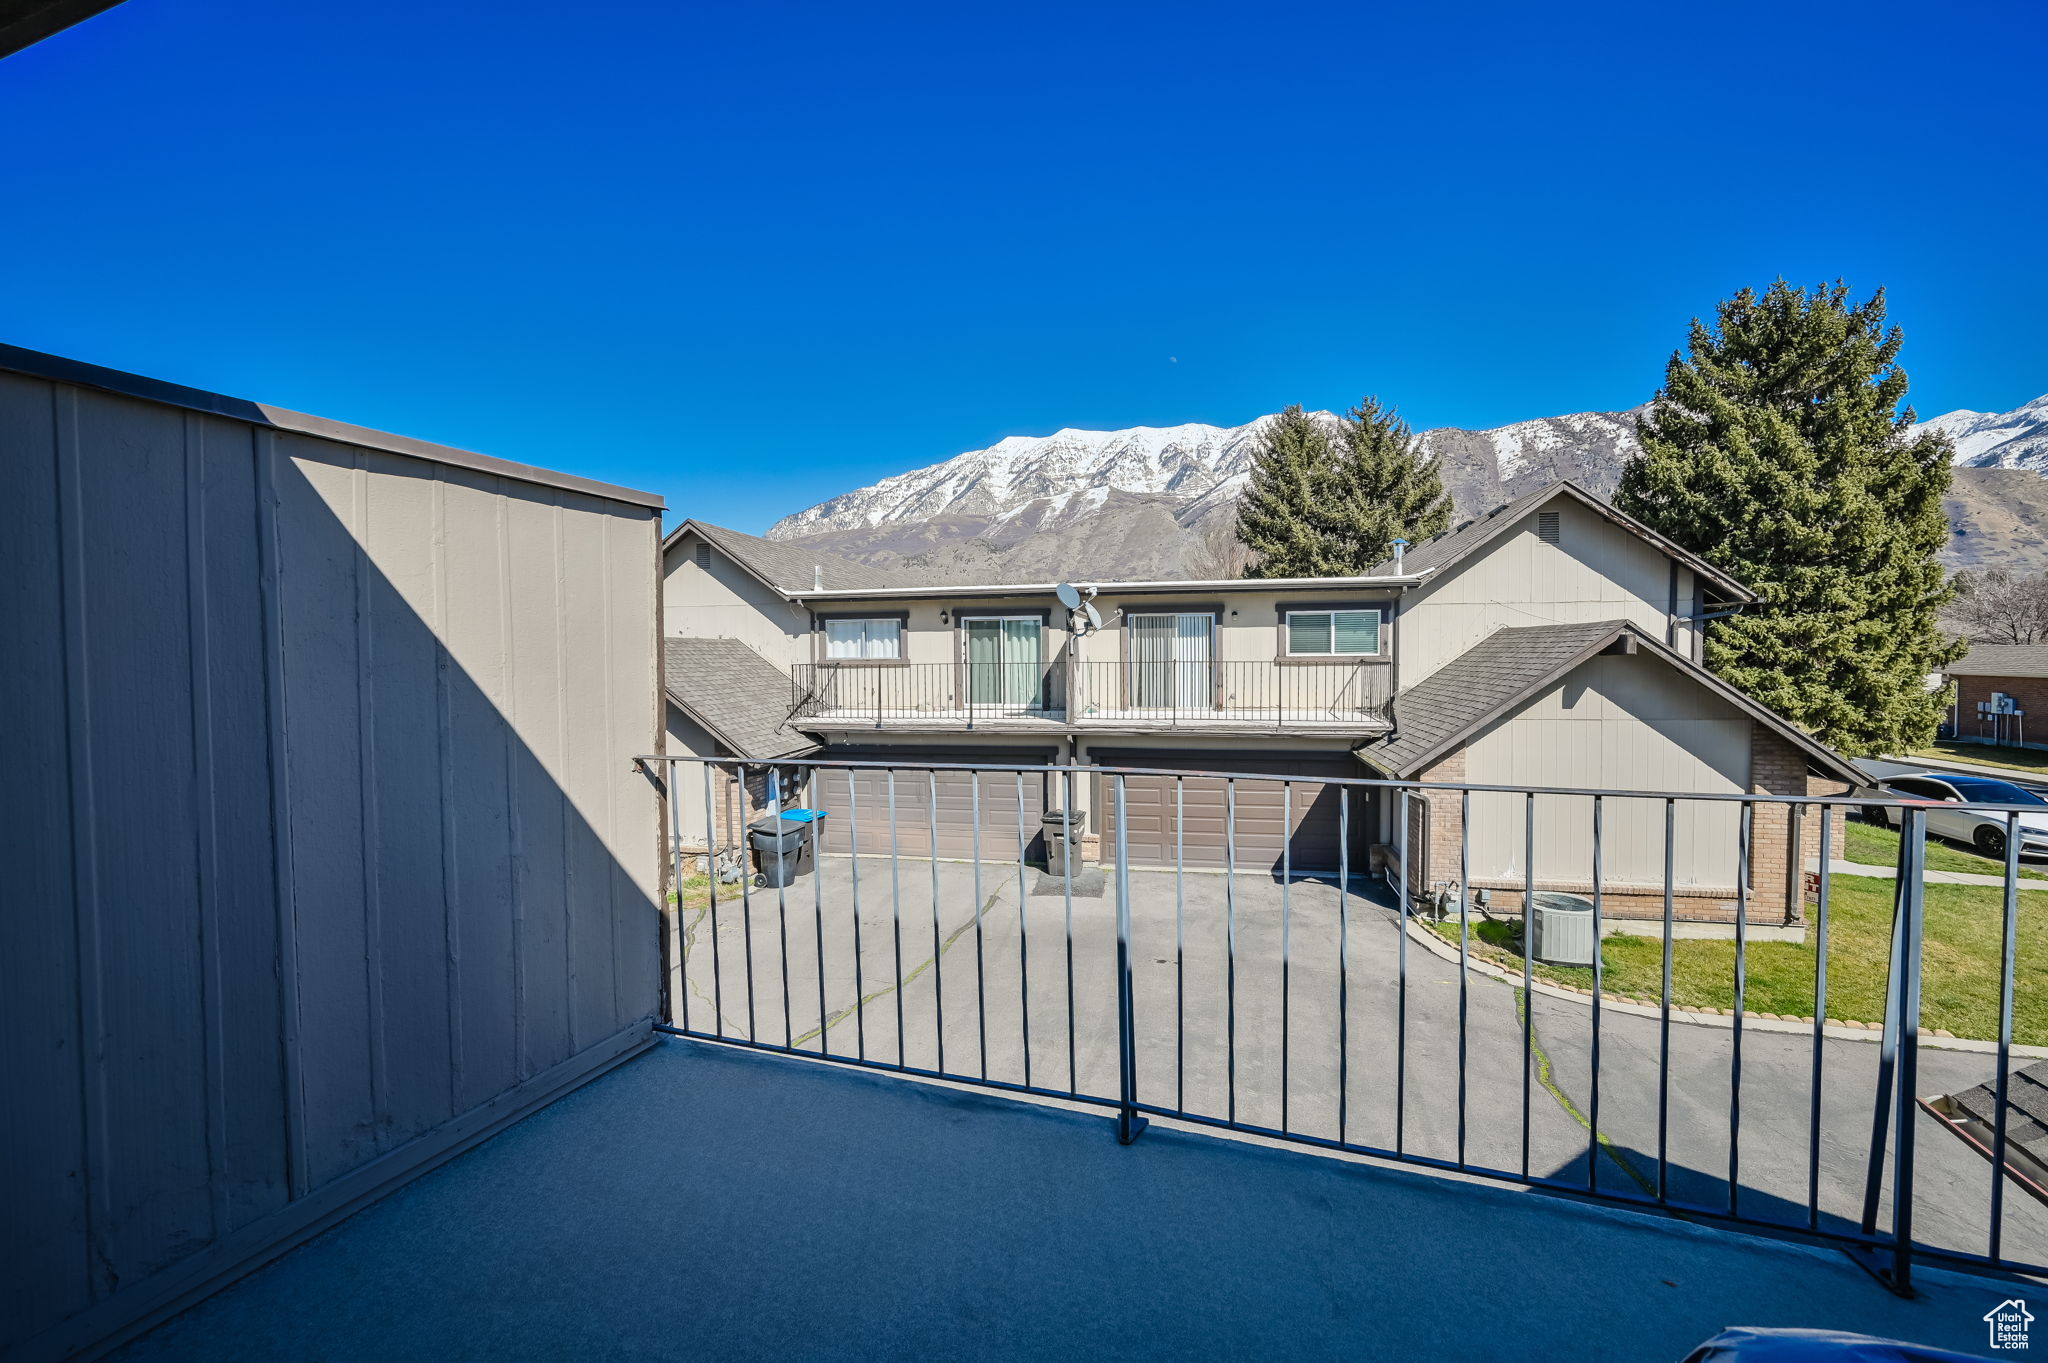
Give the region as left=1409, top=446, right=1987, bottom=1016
left=1951, top=673, right=2048, bottom=748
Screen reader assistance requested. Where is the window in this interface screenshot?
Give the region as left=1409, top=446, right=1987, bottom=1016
left=824, top=617, right=902, bottom=660
left=1947, top=777, right=2046, bottom=807
left=695, top=543, right=711, bottom=569
left=964, top=616, right=1042, bottom=708
left=1886, top=777, right=1957, bottom=802
left=1285, top=609, right=1380, bottom=656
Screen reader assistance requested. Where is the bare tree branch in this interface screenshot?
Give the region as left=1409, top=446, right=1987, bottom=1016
left=1948, top=568, right=2048, bottom=645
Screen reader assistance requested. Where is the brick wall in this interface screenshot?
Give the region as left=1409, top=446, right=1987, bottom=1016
left=1750, top=724, right=1851, bottom=923
left=1952, top=674, right=2048, bottom=748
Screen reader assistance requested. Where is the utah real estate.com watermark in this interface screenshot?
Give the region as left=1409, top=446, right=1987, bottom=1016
left=1987, top=1299, right=2034, bottom=1350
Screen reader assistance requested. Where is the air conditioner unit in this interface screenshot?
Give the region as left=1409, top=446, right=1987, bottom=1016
left=1529, top=892, right=1596, bottom=967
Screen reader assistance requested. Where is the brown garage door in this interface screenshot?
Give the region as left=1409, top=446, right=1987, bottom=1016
left=1094, top=750, right=1371, bottom=873
left=808, top=748, right=1052, bottom=861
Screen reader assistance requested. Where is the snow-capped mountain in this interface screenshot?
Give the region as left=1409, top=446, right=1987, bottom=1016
left=1911, top=394, right=2048, bottom=472
left=767, top=419, right=1284, bottom=538
left=761, top=394, right=2048, bottom=581
left=766, top=408, right=1649, bottom=541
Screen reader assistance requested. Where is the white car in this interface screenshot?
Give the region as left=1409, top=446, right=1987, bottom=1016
left=1866, top=772, right=2048, bottom=861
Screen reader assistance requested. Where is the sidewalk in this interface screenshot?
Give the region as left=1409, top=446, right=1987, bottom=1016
left=1811, top=857, right=2044, bottom=889
left=1880, top=747, right=2048, bottom=785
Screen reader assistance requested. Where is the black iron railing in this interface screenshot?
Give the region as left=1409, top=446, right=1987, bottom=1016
left=639, top=753, right=2048, bottom=1295
left=787, top=659, right=1391, bottom=729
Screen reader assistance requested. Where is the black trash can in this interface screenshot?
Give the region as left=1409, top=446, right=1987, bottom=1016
left=1041, top=808, right=1080, bottom=875
left=749, top=810, right=826, bottom=887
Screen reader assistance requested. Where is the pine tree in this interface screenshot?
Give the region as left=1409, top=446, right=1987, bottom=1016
left=1614, top=280, right=1961, bottom=755
left=1324, top=396, right=1453, bottom=564
left=1235, top=405, right=1343, bottom=577
left=1235, top=399, right=1453, bottom=577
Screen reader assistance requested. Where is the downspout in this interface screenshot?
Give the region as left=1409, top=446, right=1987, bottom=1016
left=1666, top=560, right=1679, bottom=650
left=1388, top=539, right=1407, bottom=719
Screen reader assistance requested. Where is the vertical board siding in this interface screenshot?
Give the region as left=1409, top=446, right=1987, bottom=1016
left=277, top=437, right=379, bottom=1189
left=440, top=469, right=519, bottom=1111
left=504, top=492, right=572, bottom=1077
left=77, top=389, right=214, bottom=1289
left=192, top=416, right=290, bottom=1234
left=1, top=373, right=662, bottom=1360
left=361, top=451, right=457, bottom=1148
left=0, top=372, right=91, bottom=1342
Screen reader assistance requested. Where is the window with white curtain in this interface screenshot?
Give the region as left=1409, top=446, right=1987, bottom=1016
left=824, top=617, right=902, bottom=659
left=1285, top=609, right=1380, bottom=656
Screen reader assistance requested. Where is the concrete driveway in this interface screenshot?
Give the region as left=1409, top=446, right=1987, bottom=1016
left=674, top=853, right=2048, bottom=1270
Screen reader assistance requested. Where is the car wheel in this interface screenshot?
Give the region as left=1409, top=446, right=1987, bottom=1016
left=1975, top=825, right=2008, bottom=860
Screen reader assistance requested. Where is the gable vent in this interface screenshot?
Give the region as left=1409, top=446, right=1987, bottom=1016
left=695, top=543, right=711, bottom=568
left=1537, top=510, right=1561, bottom=545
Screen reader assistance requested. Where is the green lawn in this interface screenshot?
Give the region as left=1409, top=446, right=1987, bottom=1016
left=1911, top=740, right=2048, bottom=776
left=1422, top=873, right=2048, bottom=1043
left=668, top=871, right=713, bottom=911
left=1842, top=816, right=2048, bottom=881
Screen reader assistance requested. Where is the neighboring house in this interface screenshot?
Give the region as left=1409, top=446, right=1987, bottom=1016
left=661, top=482, right=1862, bottom=925
left=1944, top=644, right=2048, bottom=748
left=663, top=637, right=820, bottom=851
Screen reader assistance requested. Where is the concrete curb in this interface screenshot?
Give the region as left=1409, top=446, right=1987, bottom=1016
left=1881, top=750, right=2048, bottom=786
left=1396, top=914, right=2048, bottom=1059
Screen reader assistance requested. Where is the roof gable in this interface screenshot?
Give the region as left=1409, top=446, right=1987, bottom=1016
left=1357, top=618, right=1860, bottom=785
left=666, top=520, right=922, bottom=596
left=1370, top=480, right=1755, bottom=604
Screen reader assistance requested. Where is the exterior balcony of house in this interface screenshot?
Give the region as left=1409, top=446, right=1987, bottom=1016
left=787, top=658, right=1395, bottom=735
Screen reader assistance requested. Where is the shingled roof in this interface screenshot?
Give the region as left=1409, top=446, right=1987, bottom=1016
left=1367, top=481, right=1755, bottom=603
left=1357, top=619, right=1861, bottom=784
left=1950, top=644, right=2048, bottom=680
left=663, top=637, right=819, bottom=761
left=680, top=521, right=924, bottom=595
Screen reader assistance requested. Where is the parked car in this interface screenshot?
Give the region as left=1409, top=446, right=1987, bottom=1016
left=1862, top=771, right=2048, bottom=860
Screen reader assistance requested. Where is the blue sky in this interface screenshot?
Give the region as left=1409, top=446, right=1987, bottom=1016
left=4, top=0, right=2044, bottom=533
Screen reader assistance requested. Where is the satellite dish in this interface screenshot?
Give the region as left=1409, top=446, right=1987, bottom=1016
left=1055, top=582, right=1081, bottom=610
left=1083, top=601, right=1103, bottom=631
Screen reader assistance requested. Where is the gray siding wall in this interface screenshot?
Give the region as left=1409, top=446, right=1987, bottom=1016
left=1, top=369, right=664, bottom=1360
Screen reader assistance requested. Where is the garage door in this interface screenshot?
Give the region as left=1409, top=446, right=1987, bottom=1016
left=1095, top=751, right=1371, bottom=873
left=808, top=748, right=1052, bottom=861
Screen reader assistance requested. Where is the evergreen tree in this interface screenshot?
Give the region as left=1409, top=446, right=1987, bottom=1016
left=1235, top=405, right=1343, bottom=577
left=1235, top=399, right=1452, bottom=577
left=1614, top=280, right=1961, bottom=755
left=1324, top=396, right=1453, bottom=563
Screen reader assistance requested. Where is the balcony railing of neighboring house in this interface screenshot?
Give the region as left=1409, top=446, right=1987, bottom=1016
left=645, top=751, right=2048, bottom=1298
left=788, top=658, right=1393, bottom=730
left=1067, top=659, right=1391, bottom=728
left=790, top=661, right=1068, bottom=727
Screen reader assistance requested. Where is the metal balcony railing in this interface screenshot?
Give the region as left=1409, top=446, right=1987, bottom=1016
left=1067, top=659, right=1391, bottom=727
left=788, top=658, right=1391, bottom=730
left=640, top=752, right=2048, bottom=1297
left=790, top=661, right=1065, bottom=726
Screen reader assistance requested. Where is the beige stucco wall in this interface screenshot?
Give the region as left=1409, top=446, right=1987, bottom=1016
left=1400, top=499, right=1699, bottom=685
left=1460, top=652, right=1750, bottom=890
left=662, top=529, right=809, bottom=668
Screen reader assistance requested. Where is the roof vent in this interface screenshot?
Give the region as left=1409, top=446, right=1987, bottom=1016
left=1391, top=538, right=1409, bottom=572
left=696, top=543, right=711, bottom=569
left=1537, top=510, right=1561, bottom=545
left=813, top=564, right=823, bottom=591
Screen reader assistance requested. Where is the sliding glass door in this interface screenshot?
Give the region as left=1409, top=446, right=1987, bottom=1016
left=965, top=617, right=1043, bottom=710
left=1128, top=612, right=1213, bottom=710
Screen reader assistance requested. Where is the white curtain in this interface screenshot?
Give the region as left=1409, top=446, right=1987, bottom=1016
left=825, top=618, right=899, bottom=659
